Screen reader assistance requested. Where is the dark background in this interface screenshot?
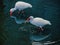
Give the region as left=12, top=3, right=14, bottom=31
left=0, top=0, right=60, bottom=45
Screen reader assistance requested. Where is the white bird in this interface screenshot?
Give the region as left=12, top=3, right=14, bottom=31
left=10, top=1, right=32, bottom=16
left=26, top=16, right=51, bottom=31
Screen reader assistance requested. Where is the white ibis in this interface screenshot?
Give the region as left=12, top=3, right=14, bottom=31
left=26, top=16, right=51, bottom=31
left=10, top=1, right=32, bottom=16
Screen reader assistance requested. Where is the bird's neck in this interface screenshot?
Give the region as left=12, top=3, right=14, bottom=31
left=13, top=8, right=16, bottom=12
left=29, top=18, right=33, bottom=22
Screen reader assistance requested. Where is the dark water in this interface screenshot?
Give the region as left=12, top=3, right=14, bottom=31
left=0, top=0, right=60, bottom=45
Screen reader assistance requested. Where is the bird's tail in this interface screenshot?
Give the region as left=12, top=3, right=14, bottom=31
left=28, top=4, right=32, bottom=8
left=48, top=21, right=52, bottom=25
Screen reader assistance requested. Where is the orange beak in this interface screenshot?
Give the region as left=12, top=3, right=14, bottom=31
left=10, top=11, right=12, bottom=16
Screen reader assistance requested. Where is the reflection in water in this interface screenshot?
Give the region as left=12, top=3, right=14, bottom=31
left=30, top=34, right=51, bottom=41
left=29, top=26, right=51, bottom=42
left=32, top=40, right=60, bottom=45
left=10, top=16, right=25, bottom=24
left=19, top=22, right=52, bottom=43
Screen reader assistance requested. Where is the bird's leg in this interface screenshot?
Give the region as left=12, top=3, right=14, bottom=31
left=39, top=26, right=44, bottom=31
left=37, top=26, right=44, bottom=32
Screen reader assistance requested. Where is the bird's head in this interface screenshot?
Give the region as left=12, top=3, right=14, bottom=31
left=25, top=16, right=34, bottom=23
left=10, top=8, right=16, bottom=16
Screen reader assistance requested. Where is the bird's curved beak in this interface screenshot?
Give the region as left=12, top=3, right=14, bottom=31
left=10, top=11, right=12, bottom=16
left=25, top=17, right=30, bottom=23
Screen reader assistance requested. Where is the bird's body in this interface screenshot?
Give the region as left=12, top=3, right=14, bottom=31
left=30, top=17, right=51, bottom=27
left=15, top=1, right=32, bottom=10
left=11, top=16, right=25, bottom=24
left=26, top=16, right=51, bottom=31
